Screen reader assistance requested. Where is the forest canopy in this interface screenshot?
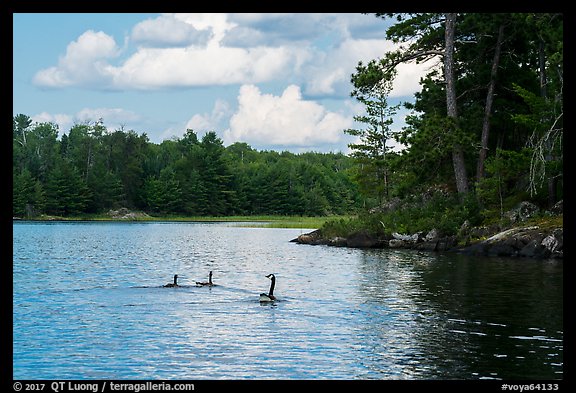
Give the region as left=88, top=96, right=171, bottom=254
left=13, top=120, right=362, bottom=218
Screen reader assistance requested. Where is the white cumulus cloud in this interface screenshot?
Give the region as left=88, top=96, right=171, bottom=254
left=302, top=38, right=393, bottom=97
left=30, top=13, right=433, bottom=99
left=303, top=38, right=436, bottom=99
left=30, top=108, right=139, bottom=135
left=33, top=30, right=120, bottom=89
left=113, top=45, right=293, bottom=89
left=74, top=107, right=141, bottom=125
left=31, top=112, right=73, bottom=134
left=32, top=14, right=298, bottom=90
left=392, top=58, right=441, bottom=97
left=171, top=13, right=235, bottom=46
left=185, top=99, right=232, bottom=131
left=224, top=84, right=353, bottom=148
left=131, top=14, right=212, bottom=47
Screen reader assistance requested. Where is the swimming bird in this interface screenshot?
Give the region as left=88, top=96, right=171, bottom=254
left=259, top=274, right=276, bottom=302
left=164, top=274, right=179, bottom=288
left=196, top=271, right=214, bottom=287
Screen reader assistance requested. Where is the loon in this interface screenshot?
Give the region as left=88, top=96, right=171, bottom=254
left=259, top=274, right=276, bottom=302
left=164, top=274, right=179, bottom=288
left=196, top=271, right=214, bottom=287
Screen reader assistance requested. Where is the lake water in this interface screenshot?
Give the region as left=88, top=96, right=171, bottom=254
left=12, top=221, right=563, bottom=380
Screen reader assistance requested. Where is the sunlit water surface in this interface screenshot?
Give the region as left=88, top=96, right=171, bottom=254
left=13, top=222, right=563, bottom=380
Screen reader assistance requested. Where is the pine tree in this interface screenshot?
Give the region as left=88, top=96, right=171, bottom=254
left=346, top=61, right=399, bottom=207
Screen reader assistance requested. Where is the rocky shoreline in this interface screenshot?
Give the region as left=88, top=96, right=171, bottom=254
left=291, top=201, right=563, bottom=260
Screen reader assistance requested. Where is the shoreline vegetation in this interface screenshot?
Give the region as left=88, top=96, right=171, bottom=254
left=14, top=200, right=563, bottom=259
left=293, top=207, right=563, bottom=260
left=12, top=211, right=340, bottom=230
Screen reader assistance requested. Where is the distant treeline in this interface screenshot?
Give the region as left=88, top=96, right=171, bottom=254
left=13, top=117, right=361, bottom=218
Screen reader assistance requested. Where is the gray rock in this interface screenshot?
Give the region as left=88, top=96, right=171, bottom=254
left=347, top=231, right=379, bottom=248
left=519, top=240, right=550, bottom=258
left=425, top=228, right=440, bottom=241
left=392, top=232, right=421, bottom=243
left=549, top=200, right=563, bottom=215
left=328, top=237, right=348, bottom=247
left=388, top=239, right=406, bottom=248
left=505, top=201, right=540, bottom=223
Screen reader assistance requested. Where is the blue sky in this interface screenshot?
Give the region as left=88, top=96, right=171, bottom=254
left=13, top=13, right=436, bottom=153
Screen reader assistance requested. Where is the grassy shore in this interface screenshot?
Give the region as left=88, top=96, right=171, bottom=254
left=15, top=214, right=352, bottom=230
left=146, top=215, right=346, bottom=229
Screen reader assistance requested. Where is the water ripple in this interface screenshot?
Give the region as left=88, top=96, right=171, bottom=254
left=13, top=222, right=563, bottom=380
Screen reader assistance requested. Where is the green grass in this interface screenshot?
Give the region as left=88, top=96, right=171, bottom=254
left=154, top=215, right=351, bottom=229
left=522, top=214, right=563, bottom=230
left=22, top=214, right=352, bottom=230
left=144, top=215, right=335, bottom=229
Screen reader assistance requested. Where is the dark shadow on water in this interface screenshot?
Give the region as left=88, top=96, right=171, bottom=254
left=354, top=250, right=563, bottom=379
